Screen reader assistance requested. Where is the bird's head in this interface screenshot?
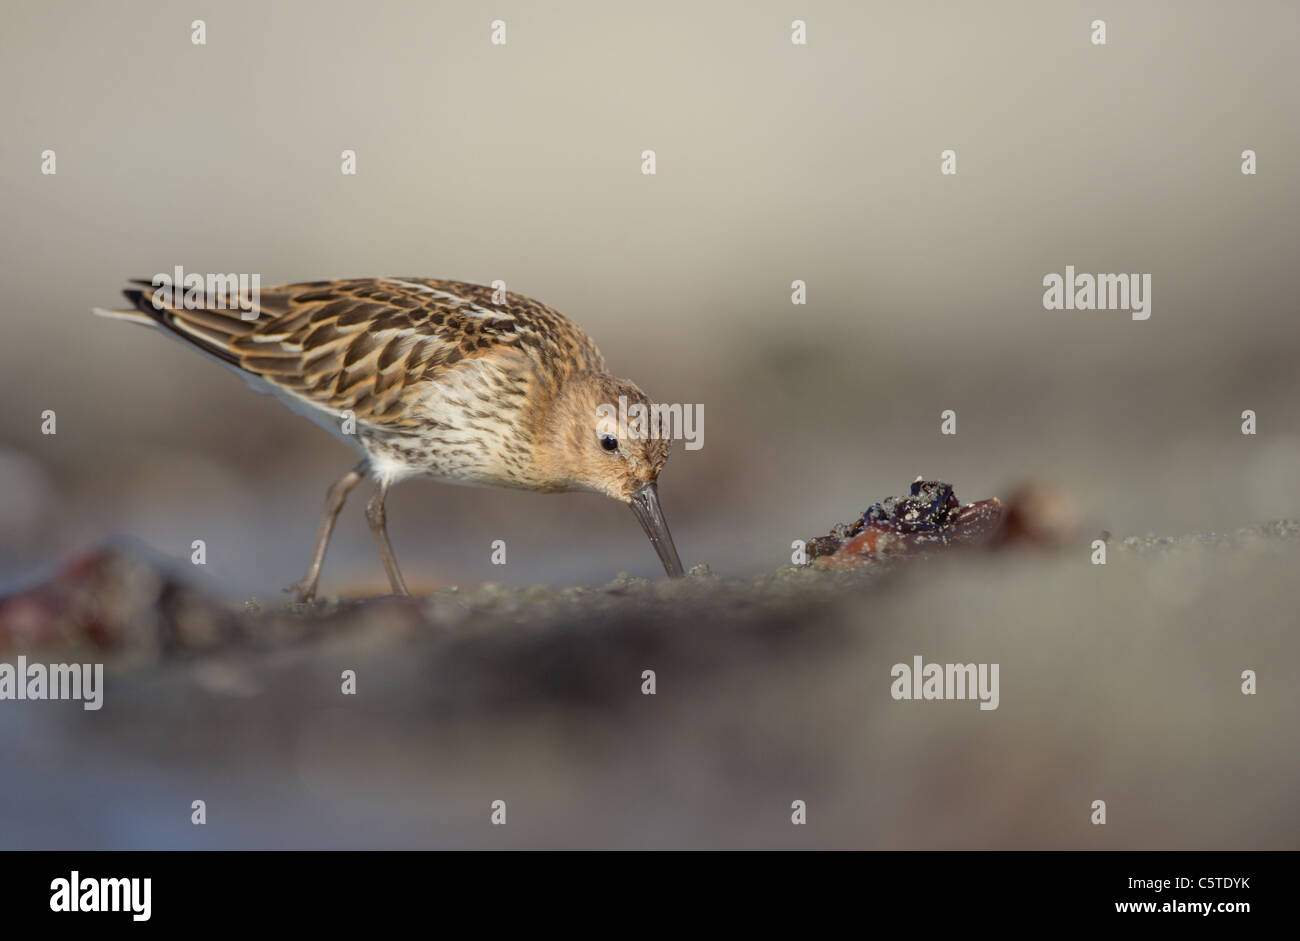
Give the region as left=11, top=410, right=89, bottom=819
left=535, top=372, right=684, bottom=577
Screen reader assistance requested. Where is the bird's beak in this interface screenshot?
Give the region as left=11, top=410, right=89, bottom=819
left=629, top=482, right=685, bottom=578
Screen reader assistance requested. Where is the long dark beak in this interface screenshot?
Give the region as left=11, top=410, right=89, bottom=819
left=628, top=482, right=685, bottom=578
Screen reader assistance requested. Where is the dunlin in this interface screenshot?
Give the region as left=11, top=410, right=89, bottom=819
left=95, top=278, right=684, bottom=600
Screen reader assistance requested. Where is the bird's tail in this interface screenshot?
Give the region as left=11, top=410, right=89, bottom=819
left=91, top=305, right=154, bottom=324
left=92, top=279, right=244, bottom=366
left=92, top=280, right=165, bottom=326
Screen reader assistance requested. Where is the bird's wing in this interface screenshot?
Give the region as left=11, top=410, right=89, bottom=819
left=115, top=277, right=608, bottom=430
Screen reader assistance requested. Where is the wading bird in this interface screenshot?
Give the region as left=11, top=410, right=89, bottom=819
left=95, top=277, right=684, bottom=600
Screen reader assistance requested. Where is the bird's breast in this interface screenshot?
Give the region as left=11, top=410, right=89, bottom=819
left=358, top=357, right=544, bottom=489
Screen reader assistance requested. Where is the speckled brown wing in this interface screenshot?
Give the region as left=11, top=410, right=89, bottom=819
left=122, top=277, right=608, bottom=430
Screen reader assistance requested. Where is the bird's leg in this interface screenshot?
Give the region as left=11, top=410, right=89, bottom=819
left=365, top=479, right=410, bottom=596
left=287, top=463, right=366, bottom=603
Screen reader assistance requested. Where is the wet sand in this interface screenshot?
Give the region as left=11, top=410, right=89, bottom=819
left=1, top=522, right=1295, bottom=849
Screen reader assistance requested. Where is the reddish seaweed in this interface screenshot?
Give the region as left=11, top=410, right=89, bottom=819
left=807, top=478, right=1004, bottom=570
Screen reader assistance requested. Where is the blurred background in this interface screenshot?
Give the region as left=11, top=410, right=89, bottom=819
left=2, top=0, right=1297, bottom=595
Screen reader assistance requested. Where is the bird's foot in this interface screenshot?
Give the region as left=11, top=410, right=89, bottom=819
left=284, top=580, right=317, bottom=604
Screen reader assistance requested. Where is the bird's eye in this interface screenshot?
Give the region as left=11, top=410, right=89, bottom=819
left=600, top=434, right=618, bottom=452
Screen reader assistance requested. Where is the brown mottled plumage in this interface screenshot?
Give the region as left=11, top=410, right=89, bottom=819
left=95, top=277, right=684, bottom=599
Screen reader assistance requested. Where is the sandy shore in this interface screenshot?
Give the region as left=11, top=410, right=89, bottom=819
left=0, top=521, right=1295, bottom=849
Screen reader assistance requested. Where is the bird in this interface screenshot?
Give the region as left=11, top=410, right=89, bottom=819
left=94, top=277, right=685, bottom=601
